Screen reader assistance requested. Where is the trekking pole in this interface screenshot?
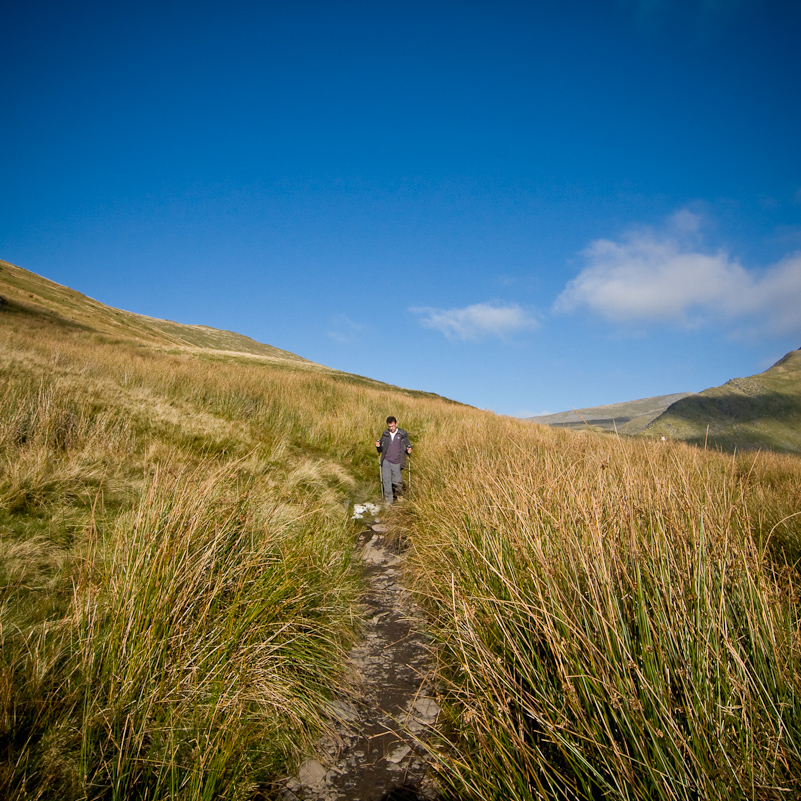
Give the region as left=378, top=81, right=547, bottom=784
left=378, top=455, right=382, bottom=498
left=408, top=458, right=412, bottom=495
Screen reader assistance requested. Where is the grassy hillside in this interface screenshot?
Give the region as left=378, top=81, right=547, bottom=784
left=526, top=392, right=692, bottom=434
left=645, top=348, right=801, bottom=453
left=0, top=260, right=311, bottom=362
left=2, top=260, right=800, bottom=801
left=0, top=261, right=460, bottom=799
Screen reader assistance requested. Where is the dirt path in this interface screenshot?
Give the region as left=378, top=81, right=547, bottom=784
left=282, top=519, right=441, bottom=801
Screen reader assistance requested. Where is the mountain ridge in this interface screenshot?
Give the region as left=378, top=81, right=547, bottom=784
left=645, top=348, right=801, bottom=453
left=526, top=392, right=692, bottom=434
left=0, top=259, right=311, bottom=363
left=528, top=349, right=801, bottom=454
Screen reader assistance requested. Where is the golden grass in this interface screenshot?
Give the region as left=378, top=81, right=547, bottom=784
left=0, top=295, right=459, bottom=799
left=402, top=416, right=801, bottom=800
left=3, top=265, right=800, bottom=800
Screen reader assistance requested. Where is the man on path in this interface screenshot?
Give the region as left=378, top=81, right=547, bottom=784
left=375, top=416, right=412, bottom=505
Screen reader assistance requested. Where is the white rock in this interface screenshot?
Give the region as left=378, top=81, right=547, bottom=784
left=413, top=697, right=441, bottom=723
left=298, top=758, right=327, bottom=787
left=385, top=744, right=412, bottom=764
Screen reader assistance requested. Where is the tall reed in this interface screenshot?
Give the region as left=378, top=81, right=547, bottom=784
left=4, top=461, right=360, bottom=799
left=405, top=417, right=801, bottom=800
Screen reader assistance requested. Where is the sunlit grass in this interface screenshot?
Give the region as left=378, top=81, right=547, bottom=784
left=0, top=300, right=458, bottom=798
left=403, top=418, right=801, bottom=800
left=3, top=263, right=800, bottom=800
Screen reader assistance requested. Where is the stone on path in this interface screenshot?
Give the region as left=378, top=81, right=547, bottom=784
left=361, top=534, right=401, bottom=566
left=297, top=758, right=327, bottom=788
left=328, top=699, right=359, bottom=723
left=386, top=744, right=412, bottom=764
left=412, top=697, right=441, bottom=724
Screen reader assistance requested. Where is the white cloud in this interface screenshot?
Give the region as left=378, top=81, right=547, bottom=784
left=669, top=208, right=703, bottom=236
left=326, top=314, right=365, bottom=344
left=737, top=253, right=801, bottom=335
left=555, top=214, right=801, bottom=336
left=411, top=302, right=537, bottom=341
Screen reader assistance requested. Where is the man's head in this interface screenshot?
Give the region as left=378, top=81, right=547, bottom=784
left=386, top=416, right=397, bottom=433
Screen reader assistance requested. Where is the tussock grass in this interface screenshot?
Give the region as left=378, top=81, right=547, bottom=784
left=63, top=462, right=359, bottom=799
left=0, top=298, right=457, bottom=798
left=404, top=417, right=801, bottom=801
left=4, top=264, right=800, bottom=800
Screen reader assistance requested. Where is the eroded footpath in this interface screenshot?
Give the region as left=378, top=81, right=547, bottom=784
left=282, top=516, right=442, bottom=801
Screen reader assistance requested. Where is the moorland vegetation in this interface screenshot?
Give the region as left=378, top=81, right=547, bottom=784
left=2, top=261, right=800, bottom=800
left=405, top=419, right=801, bottom=800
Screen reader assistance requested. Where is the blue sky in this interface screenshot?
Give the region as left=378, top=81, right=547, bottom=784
left=2, top=0, right=800, bottom=416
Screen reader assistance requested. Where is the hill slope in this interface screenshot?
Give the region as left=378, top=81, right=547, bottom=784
left=2, top=260, right=800, bottom=800
left=645, top=348, right=801, bottom=453
left=0, top=259, right=312, bottom=362
left=0, top=258, right=454, bottom=401
left=526, top=392, right=692, bottom=434
left=0, top=258, right=464, bottom=798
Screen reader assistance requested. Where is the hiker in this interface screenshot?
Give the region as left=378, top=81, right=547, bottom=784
left=375, top=416, right=412, bottom=505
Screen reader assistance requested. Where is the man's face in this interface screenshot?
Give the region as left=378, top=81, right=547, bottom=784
left=388, top=420, right=398, bottom=433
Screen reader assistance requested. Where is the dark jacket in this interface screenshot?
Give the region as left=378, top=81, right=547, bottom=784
left=376, top=427, right=412, bottom=468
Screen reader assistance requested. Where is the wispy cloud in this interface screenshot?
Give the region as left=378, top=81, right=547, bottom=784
left=411, top=302, right=538, bottom=341
left=326, top=314, right=365, bottom=344
left=516, top=409, right=553, bottom=419
left=555, top=211, right=801, bottom=336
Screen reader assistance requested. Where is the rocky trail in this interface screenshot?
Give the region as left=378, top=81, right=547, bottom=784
left=281, top=515, right=442, bottom=801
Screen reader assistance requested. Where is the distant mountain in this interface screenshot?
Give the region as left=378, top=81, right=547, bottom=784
left=645, top=348, right=801, bottom=454
left=526, top=393, right=692, bottom=434
left=527, top=349, right=801, bottom=454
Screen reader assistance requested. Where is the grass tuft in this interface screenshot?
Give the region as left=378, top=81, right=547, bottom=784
left=404, top=418, right=801, bottom=801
